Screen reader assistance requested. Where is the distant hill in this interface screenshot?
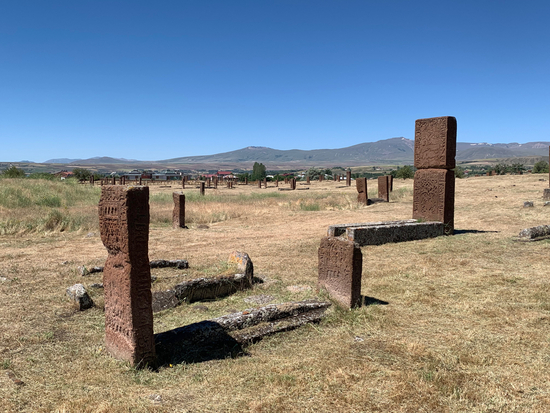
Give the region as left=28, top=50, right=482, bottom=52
left=36, top=138, right=550, bottom=170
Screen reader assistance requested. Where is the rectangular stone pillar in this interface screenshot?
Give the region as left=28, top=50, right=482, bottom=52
left=346, top=171, right=351, bottom=186
left=99, top=186, right=155, bottom=367
left=378, top=176, right=389, bottom=202
left=389, top=175, right=393, bottom=192
left=307, top=176, right=310, bottom=184
left=172, top=192, right=185, bottom=229
left=318, top=237, right=362, bottom=309
left=413, top=116, right=457, bottom=235
left=200, top=182, right=205, bottom=196
left=263, top=178, right=267, bottom=188
left=356, top=177, right=368, bottom=205
left=413, top=169, right=455, bottom=234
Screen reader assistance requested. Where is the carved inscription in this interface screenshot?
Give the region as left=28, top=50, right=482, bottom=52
left=99, top=186, right=155, bottom=367
left=318, top=237, right=362, bottom=309
left=413, top=169, right=455, bottom=234
left=356, top=177, right=368, bottom=205
left=414, top=116, right=457, bottom=169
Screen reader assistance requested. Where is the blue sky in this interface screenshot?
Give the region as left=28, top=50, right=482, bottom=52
left=1, top=1, right=549, bottom=162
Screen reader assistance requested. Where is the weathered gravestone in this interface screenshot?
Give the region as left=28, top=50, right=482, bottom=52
left=263, top=178, right=267, bottom=188
left=318, top=237, right=362, bottom=309
left=413, top=116, right=456, bottom=235
left=346, top=171, right=351, bottom=186
left=388, top=175, right=393, bottom=192
left=172, top=192, right=185, bottom=229
left=378, top=176, right=390, bottom=202
left=200, top=181, right=205, bottom=196
left=356, top=177, right=368, bottom=205
left=99, top=186, right=155, bottom=367
left=307, top=176, right=310, bottom=184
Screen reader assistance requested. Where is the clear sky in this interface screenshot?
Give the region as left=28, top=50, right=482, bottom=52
left=1, top=1, right=549, bottom=162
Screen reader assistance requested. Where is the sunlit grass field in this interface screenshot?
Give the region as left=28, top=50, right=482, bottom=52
left=1, top=175, right=550, bottom=412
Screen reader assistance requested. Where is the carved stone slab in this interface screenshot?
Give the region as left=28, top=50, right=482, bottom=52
left=318, top=237, right=362, bottom=309
left=414, top=116, right=457, bottom=169
left=413, top=169, right=455, bottom=234
left=99, top=186, right=155, bottom=367
left=378, top=176, right=389, bottom=202
left=346, top=171, right=351, bottom=186
left=172, top=192, right=185, bottom=228
left=356, top=177, right=368, bottom=205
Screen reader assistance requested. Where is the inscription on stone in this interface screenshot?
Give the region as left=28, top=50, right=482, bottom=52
left=413, top=169, right=455, bottom=234
left=414, top=116, right=457, bottom=170
left=99, top=186, right=155, bottom=366
left=318, top=237, right=362, bottom=309
left=172, top=192, right=185, bottom=229
left=378, top=176, right=389, bottom=202
left=356, top=177, right=368, bottom=205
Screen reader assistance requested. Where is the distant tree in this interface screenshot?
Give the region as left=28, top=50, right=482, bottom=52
left=493, top=163, right=509, bottom=175
left=237, top=172, right=250, bottom=182
left=305, top=167, right=322, bottom=180
left=533, top=161, right=549, bottom=173
left=1, top=166, right=26, bottom=178
left=394, top=165, right=415, bottom=179
left=72, top=168, right=92, bottom=181
left=251, top=162, right=266, bottom=181
left=510, top=163, right=525, bottom=174
left=454, top=166, right=465, bottom=178
left=324, top=168, right=332, bottom=176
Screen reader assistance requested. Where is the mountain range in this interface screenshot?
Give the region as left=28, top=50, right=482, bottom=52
left=42, top=138, right=550, bottom=169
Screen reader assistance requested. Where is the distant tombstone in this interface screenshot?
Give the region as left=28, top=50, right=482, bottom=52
left=112, top=176, right=116, bottom=185
left=275, top=179, right=279, bottom=187
left=172, top=192, right=185, bottom=229
left=319, top=174, right=324, bottom=182
left=292, top=178, right=297, bottom=190
left=356, top=177, right=368, bottom=205
left=284, top=177, right=288, bottom=184
left=214, top=176, right=218, bottom=188
left=346, top=171, right=351, bottom=186
left=181, top=177, right=185, bottom=189
left=139, top=177, right=142, bottom=185
left=99, top=186, right=155, bottom=366
left=200, top=182, right=205, bottom=196
left=207, top=178, right=211, bottom=188
left=337, top=175, right=341, bottom=182
left=244, top=177, right=248, bottom=185
left=307, top=176, right=310, bottom=184
left=90, top=176, right=94, bottom=186
left=486, top=172, right=490, bottom=176
left=378, top=176, right=390, bottom=202
left=318, top=237, right=362, bottom=309
left=388, top=175, right=393, bottom=192
left=258, top=180, right=262, bottom=188
left=263, top=178, right=267, bottom=188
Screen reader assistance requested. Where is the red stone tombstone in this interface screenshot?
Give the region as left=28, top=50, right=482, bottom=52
left=112, top=176, right=116, bottom=185
left=263, top=178, right=267, bottom=188
left=356, top=177, right=368, bottom=205
left=200, top=182, right=205, bottom=196
left=346, top=171, right=351, bottom=186
left=99, top=186, right=155, bottom=367
left=378, top=176, right=390, bottom=202
left=319, top=174, right=324, bottom=182
left=307, top=176, right=310, bottom=184
left=172, top=192, right=185, bottom=229
left=414, top=116, right=457, bottom=170
left=413, top=169, right=455, bottom=234
left=389, top=175, right=393, bottom=192
left=318, top=237, right=362, bottom=309
left=245, top=177, right=248, bottom=185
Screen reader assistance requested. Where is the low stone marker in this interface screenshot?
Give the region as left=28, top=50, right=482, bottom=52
left=378, top=176, right=390, bottom=202
left=318, top=237, right=362, bottom=309
left=99, top=186, right=155, bottom=367
left=356, top=177, right=368, bottom=205
left=517, top=225, right=550, bottom=241
left=172, top=192, right=185, bottom=229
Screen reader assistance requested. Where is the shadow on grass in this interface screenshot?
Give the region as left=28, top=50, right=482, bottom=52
left=362, top=295, right=389, bottom=306
left=454, top=229, right=499, bottom=235
left=155, top=321, right=247, bottom=367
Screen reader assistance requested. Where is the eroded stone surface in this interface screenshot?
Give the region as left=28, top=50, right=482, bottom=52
left=356, top=177, right=368, bottom=205
left=318, top=237, right=362, bottom=309
left=378, top=176, right=389, bottom=202
left=347, top=221, right=445, bottom=246
left=414, top=116, right=457, bottom=169
left=346, top=171, right=351, bottom=186
left=172, top=192, right=185, bottom=228
left=413, top=169, right=455, bottom=234
left=99, top=186, right=155, bottom=367
left=66, top=284, right=94, bottom=310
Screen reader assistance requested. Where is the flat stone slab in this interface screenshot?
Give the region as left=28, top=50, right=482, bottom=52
left=328, top=220, right=444, bottom=246
left=516, top=225, right=550, bottom=241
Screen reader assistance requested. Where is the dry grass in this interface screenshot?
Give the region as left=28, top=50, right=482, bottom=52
left=2, top=175, right=550, bottom=412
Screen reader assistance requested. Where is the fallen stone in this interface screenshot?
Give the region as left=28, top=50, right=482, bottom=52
left=524, top=201, right=534, bottom=208
left=78, top=266, right=104, bottom=276
left=517, top=225, right=550, bottom=241
left=347, top=221, right=446, bottom=246
left=66, top=284, right=94, bottom=310
left=152, top=290, right=179, bottom=313
left=328, top=220, right=417, bottom=237
left=149, top=260, right=189, bottom=269
left=89, top=283, right=104, bottom=289
left=174, top=273, right=252, bottom=303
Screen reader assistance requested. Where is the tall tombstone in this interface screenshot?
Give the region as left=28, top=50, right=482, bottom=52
left=172, top=192, right=185, bottom=229
left=181, top=177, right=185, bottom=189
left=337, top=174, right=341, bottom=182
left=318, top=237, right=362, bottom=309
left=98, top=186, right=155, bottom=367
left=90, top=176, right=94, bottom=186
left=214, top=176, right=218, bottom=189
left=112, top=176, right=116, bottom=185
left=291, top=178, right=297, bottom=190
left=263, top=178, right=267, bottom=188
left=319, top=174, right=324, bottom=182
left=378, top=176, right=390, bottom=202
left=389, top=175, right=393, bottom=192
left=356, top=177, right=368, bottom=205
left=307, top=176, right=310, bottom=184
left=413, top=116, right=456, bottom=234
left=200, top=181, right=205, bottom=196
left=346, top=170, right=351, bottom=186
left=244, top=176, right=248, bottom=185
left=284, top=177, right=288, bottom=184
left=275, top=179, right=279, bottom=187
left=207, top=178, right=211, bottom=188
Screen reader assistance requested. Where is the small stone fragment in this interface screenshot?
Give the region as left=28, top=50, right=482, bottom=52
left=66, top=284, right=94, bottom=310
left=523, top=201, right=534, bottom=208
left=89, top=283, right=104, bottom=289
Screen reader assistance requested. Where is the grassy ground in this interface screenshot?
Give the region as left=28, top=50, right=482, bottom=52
left=1, top=175, right=550, bottom=412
